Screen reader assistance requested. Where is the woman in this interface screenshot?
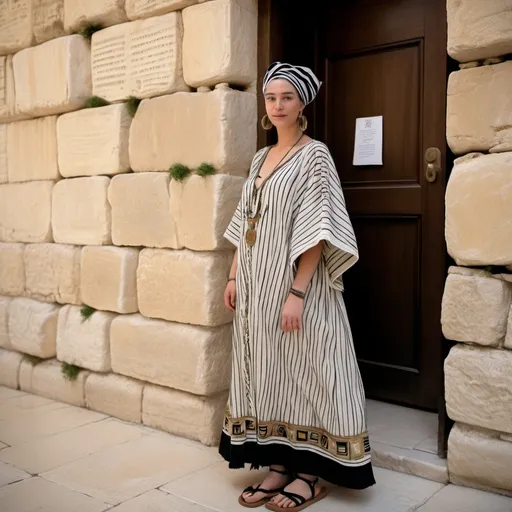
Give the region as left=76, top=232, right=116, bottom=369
left=220, top=62, right=375, bottom=511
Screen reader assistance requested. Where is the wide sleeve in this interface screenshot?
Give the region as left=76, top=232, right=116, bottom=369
left=223, top=196, right=243, bottom=247
left=289, top=144, right=358, bottom=290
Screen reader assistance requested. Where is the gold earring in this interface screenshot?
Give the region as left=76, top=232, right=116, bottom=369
left=298, top=114, right=308, bottom=132
left=261, top=114, right=273, bottom=130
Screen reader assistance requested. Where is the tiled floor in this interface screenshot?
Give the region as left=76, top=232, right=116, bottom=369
left=0, top=386, right=511, bottom=512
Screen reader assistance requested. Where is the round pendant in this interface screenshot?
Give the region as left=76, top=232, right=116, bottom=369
left=245, top=228, right=257, bottom=246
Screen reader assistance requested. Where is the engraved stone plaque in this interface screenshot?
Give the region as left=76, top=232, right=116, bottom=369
left=0, top=0, right=34, bottom=55
left=126, top=0, right=198, bottom=21
left=33, top=0, right=66, bottom=44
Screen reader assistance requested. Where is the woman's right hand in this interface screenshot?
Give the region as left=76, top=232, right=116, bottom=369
left=224, top=280, right=236, bottom=312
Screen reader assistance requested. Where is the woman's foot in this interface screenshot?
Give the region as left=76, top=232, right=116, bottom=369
left=268, top=474, right=321, bottom=509
left=241, top=466, right=289, bottom=505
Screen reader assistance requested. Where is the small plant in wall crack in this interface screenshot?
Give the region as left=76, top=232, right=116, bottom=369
left=77, top=23, right=103, bottom=39
left=80, top=305, right=96, bottom=322
left=86, top=96, right=110, bottom=108
left=196, top=162, right=217, bottom=177
left=61, top=362, right=81, bottom=382
left=126, top=96, right=142, bottom=118
left=170, top=163, right=192, bottom=181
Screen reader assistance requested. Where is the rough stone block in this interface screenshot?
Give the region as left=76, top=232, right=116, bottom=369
left=0, top=124, right=6, bottom=182
left=447, top=63, right=512, bottom=155
left=126, top=0, right=198, bottom=20
left=34, top=0, right=66, bottom=43
left=57, top=305, right=115, bottom=372
left=7, top=116, right=59, bottom=182
left=506, top=307, right=512, bottom=350
left=24, top=244, right=81, bottom=305
left=129, top=89, right=256, bottom=175
left=85, top=372, right=143, bottom=423
left=170, top=174, right=244, bottom=250
left=0, top=296, right=12, bottom=349
left=0, top=0, right=33, bottom=56
left=108, top=173, right=179, bottom=248
left=448, top=423, right=512, bottom=493
left=0, top=243, right=24, bottom=296
left=111, top=314, right=231, bottom=394
left=52, top=177, right=112, bottom=245
left=137, top=248, right=232, bottom=326
left=8, top=298, right=60, bottom=358
left=441, top=268, right=512, bottom=347
left=13, top=35, right=92, bottom=117
left=0, top=348, right=23, bottom=388
left=57, top=104, right=131, bottom=178
left=64, top=0, right=128, bottom=32
left=91, top=12, right=188, bottom=103
left=447, top=0, right=512, bottom=62
left=445, top=344, right=512, bottom=434
left=445, top=152, right=512, bottom=267
left=182, top=0, right=256, bottom=88
left=81, top=246, right=138, bottom=313
left=143, top=384, right=227, bottom=445
left=0, top=55, right=30, bottom=123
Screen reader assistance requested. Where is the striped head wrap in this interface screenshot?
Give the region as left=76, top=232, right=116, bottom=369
left=262, top=62, right=322, bottom=106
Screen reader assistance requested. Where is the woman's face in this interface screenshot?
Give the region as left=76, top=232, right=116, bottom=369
left=264, top=79, right=304, bottom=129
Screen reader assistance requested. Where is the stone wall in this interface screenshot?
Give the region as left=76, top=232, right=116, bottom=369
left=443, top=0, right=512, bottom=495
left=0, top=0, right=257, bottom=447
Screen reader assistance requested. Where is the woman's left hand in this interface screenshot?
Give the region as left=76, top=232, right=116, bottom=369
left=281, top=294, right=304, bottom=333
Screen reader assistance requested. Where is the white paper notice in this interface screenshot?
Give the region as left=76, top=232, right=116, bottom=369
left=353, top=116, right=383, bottom=166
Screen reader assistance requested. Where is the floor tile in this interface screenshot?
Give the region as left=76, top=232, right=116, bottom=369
left=0, top=460, right=30, bottom=487
left=0, top=477, right=109, bottom=512
left=41, top=433, right=222, bottom=505
left=0, top=393, right=63, bottom=421
left=0, top=387, right=26, bottom=402
left=417, top=484, right=512, bottom=512
left=414, top=436, right=438, bottom=455
left=0, top=442, right=7, bottom=450
left=111, top=489, right=215, bottom=512
left=0, top=418, right=147, bottom=474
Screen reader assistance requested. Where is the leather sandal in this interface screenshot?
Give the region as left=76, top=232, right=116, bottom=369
left=264, top=475, right=328, bottom=511
left=238, top=467, right=291, bottom=508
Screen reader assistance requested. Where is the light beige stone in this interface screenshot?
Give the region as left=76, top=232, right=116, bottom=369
left=8, top=298, right=59, bottom=358
left=18, top=358, right=34, bottom=392
left=505, top=307, right=512, bottom=350
left=111, top=314, right=231, bottom=394
left=445, top=152, right=512, bottom=267
left=85, top=372, right=143, bottom=423
left=13, top=35, right=92, bottom=117
left=447, top=63, right=512, bottom=155
left=91, top=12, right=188, bottom=103
left=52, top=177, right=112, bottom=245
left=170, top=174, right=244, bottom=250
left=0, top=0, right=33, bottom=56
left=0, top=296, right=12, bottom=349
left=130, top=89, right=256, bottom=175
left=441, top=269, right=512, bottom=346
left=448, top=423, right=512, bottom=494
left=0, top=55, right=30, bottom=124
left=34, top=0, right=66, bottom=43
left=126, top=0, right=198, bottom=20
left=0, top=124, right=6, bottom=182
left=0, top=243, right=24, bottom=296
left=108, top=173, right=179, bottom=248
left=7, top=116, right=59, bottom=183
left=447, top=0, right=512, bottom=63
left=143, top=384, right=227, bottom=445
left=0, top=348, right=22, bottom=388
left=182, top=0, right=257, bottom=88
left=137, top=249, right=232, bottom=326
left=57, top=305, right=115, bottom=372
left=24, top=244, right=81, bottom=305
left=57, top=104, right=131, bottom=178
left=64, top=0, right=128, bottom=32
left=81, top=246, right=138, bottom=313
left=445, top=344, right=512, bottom=434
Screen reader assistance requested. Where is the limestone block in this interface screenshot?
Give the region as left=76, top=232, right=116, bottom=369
left=7, top=117, right=59, bottom=183
left=448, top=423, right=512, bottom=493
left=0, top=296, right=12, bottom=349
left=137, top=248, right=232, bottom=326
left=447, top=0, right=512, bottom=63
left=182, top=0, right=257, bottom=88
left=447, top=63, right=512, bottom=155
left=34, top=0, right=66, bottom=43
left=13, top=35, right=92, bottom=117
left=506, top=307, right=512, bottom=350
left=57, top=104, right=131, bottom=178
left=0, top=0, right=33, bottom=56
left=111, top=314, right=231, bottom=394
left=445, top=152, right=512, bottom=267
left=24, top=244, right=81, bottom=305
left=445, top=344, right=512, bottom=434
left=18, top=357, right=34, bottom=391
left=0, top=56, right=30, bottom=124
left=441, top=268, right=512, bottom=346
left=81, top=246, right=138, bottom=313
left=108, top=173, right=179, bottom=248
left=0, top=348, right=23, bottom=388
left=170, top=174, right=244, bottom=250
left=126, top=0, right=198, bottom=20
left=143, top=384, right=227, bottom=445
left=52, top=177, right=112, bottom=245
left=64, top=0, right=128, bottom=32
left=91, top=12, right=188, bottom=103
left=57, top=305, right=115, bottom=372
left=0, top=243, right=24, bottom=296
left=8, top=298, right=60, bottom=358
left=130, top=89, right=256, bottom=176
left=0, top=124, right=5, bottom=182
left=85, top=372, right=143, bottom=423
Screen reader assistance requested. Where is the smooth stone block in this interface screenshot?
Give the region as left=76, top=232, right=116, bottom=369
left=0, top=243, right=24, bottom=296
left=0, top=55, right=30, bottom=123
left=0, top=124, right=5, bottom=182
left=0, top=348, right=23, bottom=388
left=0, top=296, right=12, bottom=349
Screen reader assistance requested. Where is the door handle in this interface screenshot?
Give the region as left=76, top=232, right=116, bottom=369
left=424, top=147, right=441, bottom=183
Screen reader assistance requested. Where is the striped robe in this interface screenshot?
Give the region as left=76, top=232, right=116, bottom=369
left=219, top=140, right=375, bottom=489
